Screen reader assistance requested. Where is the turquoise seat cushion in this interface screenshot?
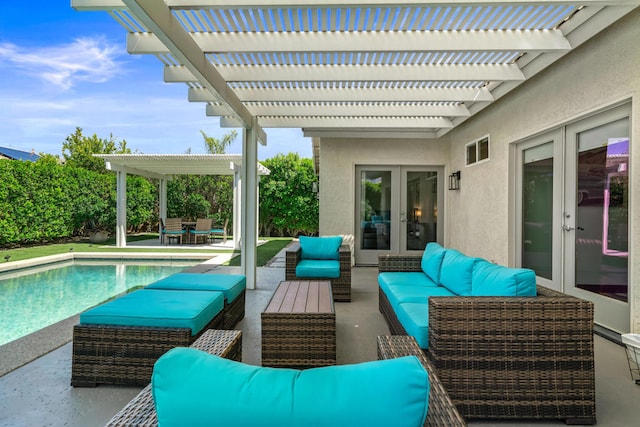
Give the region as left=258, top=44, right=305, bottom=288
left=472, top=260, right=537, bottom=297
left=420, top=242, right=448, bottom=284
left=296, top=259, right=340, bottom=279
left=152, top=348, right=429, bottom=427
left=299, top=235, right=343, bottom=260
left=146, top=273, right=246, bottom=303
left=79, top=289, right=224, bottom=335
left=382, top=283, right=455, bottom=307
left=395, top=302, right=430, bottom=349
left=439, top=249, right=478, bottom=296
left=378, top=272, right=439, bottom=291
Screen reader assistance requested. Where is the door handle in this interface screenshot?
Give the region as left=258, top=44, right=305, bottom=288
left=562, top=224, right=574, bottom=231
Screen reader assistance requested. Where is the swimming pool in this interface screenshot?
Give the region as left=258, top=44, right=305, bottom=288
left=0, top=260, right=199, bottom=346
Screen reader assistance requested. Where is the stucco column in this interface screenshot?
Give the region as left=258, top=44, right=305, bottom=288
left=116, top=170, right=127, bottom=247
left=158, top=178, right=167, bottom=243
left=241, top=126, right=258, bottom=290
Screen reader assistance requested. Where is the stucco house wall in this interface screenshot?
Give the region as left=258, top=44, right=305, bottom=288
left=317, top=10, right=639, bottom=331
left=318, top=137, right=449, bottom=238
left=443, top=9, right=639, bottom=331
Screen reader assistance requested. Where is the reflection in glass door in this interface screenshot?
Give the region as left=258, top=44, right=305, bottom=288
left=404, top=172, right=438, bottom=251
left=517, top=105, right=630, bottom=334
left=566, top=115, right=629, bottom=333
left=355, top=166, right=443, bottom=265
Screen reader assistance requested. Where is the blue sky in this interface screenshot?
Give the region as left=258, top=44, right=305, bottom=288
left=0, top=1, right=311, bottom=160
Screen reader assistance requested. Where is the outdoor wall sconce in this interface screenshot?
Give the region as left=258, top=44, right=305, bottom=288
left=448, top=171, right=461, bottom=190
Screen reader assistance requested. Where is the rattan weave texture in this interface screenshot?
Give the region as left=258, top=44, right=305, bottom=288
left=285, top=242, right=352, bottom=301
left=71, top=310, right=223, bottom=387
left=378, top=254, right=596, bottom=424
left=105, top=329, right=242, bottom=427
left=262, top=281, right=336, bottom=369
left=377, top=335, right=467, bottom=427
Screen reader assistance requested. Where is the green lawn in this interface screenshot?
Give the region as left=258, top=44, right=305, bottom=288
left=1, top=235, right=292, bottom=267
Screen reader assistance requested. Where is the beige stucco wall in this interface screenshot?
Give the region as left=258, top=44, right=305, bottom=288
left=318, top=138, right=448, bottom=237
left=444, top=9, right=639, bottom=332
left=318, top=9, right=640, bottom=332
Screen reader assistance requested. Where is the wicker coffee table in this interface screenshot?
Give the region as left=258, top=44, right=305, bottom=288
left=261, top=280, right=336, bottom=368
left=105, top=329, right=242, bottom=427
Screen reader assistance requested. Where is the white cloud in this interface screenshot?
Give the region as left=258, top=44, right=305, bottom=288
left=0, top=37, right=123, bottom=90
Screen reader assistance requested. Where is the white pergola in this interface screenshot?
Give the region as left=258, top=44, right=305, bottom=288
left=73, top=1, right=640, bottom=288
left=95, top=153, right=270, bottom=250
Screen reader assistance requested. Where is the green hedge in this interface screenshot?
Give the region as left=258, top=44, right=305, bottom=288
left=0, top=160, right=155, bottom=246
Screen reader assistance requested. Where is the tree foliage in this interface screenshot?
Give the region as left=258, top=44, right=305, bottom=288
left=62, top=127, right=132, bottom=172
left=259, top=153, right=318, bottom=236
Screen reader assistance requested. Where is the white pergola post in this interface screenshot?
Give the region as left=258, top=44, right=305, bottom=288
left=241, top=126, right=259, bottom=290
left=232, top=165, right=242, bottom=250
left=116, top=170, right=127, bottom=247
left=158, top=178, right=167, bottom=243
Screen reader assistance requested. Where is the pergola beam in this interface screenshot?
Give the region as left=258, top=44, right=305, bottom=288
left=74, top=0, right=640, bottom=9
left=128, top=29, right=570, bottom=55
left=167, top=63, right=524, bottom=83
left=222, top=116, right=453, bottom=128
left=121, top=0, right=265, bottom=144
left=227, top=86, right=494, bottom=102
left=206, top=102, right=471, bottom=117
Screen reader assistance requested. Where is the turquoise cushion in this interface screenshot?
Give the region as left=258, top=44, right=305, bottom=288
left=383, top=284, right=455, bottom=307
left=395, top=302, right=430, bottom=349
left=420, top=242, right=447, bottom=284
left=389, top=284, right=455, bottom=306
left=146, top=273, right=246, bottom=303
left=439, top=249, right=478, bottom=296
left=152, top=348, right=429, bottom=427
left=378, top=272, right=439, bottom=290
left=472, top=260, right=537, bottom=297
left=79, top=289, right=223, bottom=335
left=296, top=259, right=340, bottom=279
left=299, top=236, right=342, bottom=260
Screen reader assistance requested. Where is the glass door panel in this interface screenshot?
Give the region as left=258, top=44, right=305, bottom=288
left=522, top=143, right=554, bottom=280
left=574, top=120, right=629, bottom=302
left=360, top=170, right=392, bottom=251
left=565, top=108, right=630, bottom=333
left=404, top=171, right=438, bottom=251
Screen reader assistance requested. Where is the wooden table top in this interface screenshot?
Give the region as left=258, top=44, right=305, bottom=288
left=264, top=281, right=334, bottom=314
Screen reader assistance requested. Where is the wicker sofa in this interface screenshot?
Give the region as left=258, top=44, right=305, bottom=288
left=378, top=247, right=596, bottom=425
left=285, top=236, right=352, bottom=301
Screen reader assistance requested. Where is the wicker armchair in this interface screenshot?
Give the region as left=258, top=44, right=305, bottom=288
left=378, top=254, right=596, bottom=425
left=285, top=241, right=351, bottom=301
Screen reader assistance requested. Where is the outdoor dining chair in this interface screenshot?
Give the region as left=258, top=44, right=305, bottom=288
left=190, top=218, right=213, bottom=244
left=164, top=218, right=186, bottom=245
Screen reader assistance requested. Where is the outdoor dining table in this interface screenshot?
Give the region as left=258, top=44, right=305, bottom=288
left=181, top=221, right=196, bottom=244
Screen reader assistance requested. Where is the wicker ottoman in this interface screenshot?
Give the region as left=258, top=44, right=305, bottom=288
left=105, top=329, right=242, bottom=427
left=261, top=281, right=336, bottom=368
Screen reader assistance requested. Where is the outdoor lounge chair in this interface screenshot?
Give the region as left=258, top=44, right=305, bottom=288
left=285, top=236, right=352, bottom=302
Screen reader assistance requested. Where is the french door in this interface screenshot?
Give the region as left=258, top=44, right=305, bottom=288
left=516, top=104, right=630, bottom=333
left=355, top=165, right=444, bottom=265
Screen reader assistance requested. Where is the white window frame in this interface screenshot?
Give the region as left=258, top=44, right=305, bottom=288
left=465, top=135, right=490, bottom=166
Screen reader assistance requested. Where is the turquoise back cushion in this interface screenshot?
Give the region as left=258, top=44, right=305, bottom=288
left=472, top=260, right=537, bottom=297
left=439, top=249, right=477, bottom=296
left=420, top=242, right=447, bottom=283
left=300, top=236, right=342, bottom=260
left=152, top=348, right=429, bottom=427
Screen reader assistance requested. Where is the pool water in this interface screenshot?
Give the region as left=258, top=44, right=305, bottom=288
left=0, top=260, right=198, bottom=346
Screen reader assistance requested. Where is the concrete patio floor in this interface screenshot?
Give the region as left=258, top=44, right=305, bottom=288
left=0, top=256, right=639, bottom=426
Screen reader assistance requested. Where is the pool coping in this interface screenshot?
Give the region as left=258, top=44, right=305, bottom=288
left=0, top=252, right=230, bottom=377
